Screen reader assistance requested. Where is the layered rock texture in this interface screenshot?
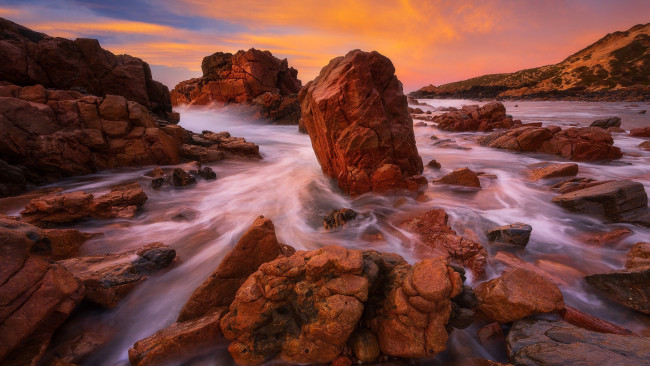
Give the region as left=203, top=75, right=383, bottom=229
left=0, top=17, right=172, bottom=119
left=477, top=125, right=623, bottom=161
left=298, top=50, right=423, bottom=195
left=412, top=23, right=650, bottom=101
left=171, top=49, right=302, bottom=123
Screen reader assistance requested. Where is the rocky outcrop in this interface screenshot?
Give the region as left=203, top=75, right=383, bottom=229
left=475, top=268, right=564, bottom=323
left=477, top=125, right=623, bottom=161
left=43, top=229, right=97, bottom=260
left=552, top=180, right=650, bottom=226
left=177, top=216, right=289, bottom=322
left=529, top=163, right=578, bottom=181
left=58, top=242, right=176, bottom=308
left=507, top=318, right=650, bottom=365
left=219, top=245, right=474, bottom=365
left=431, top=102, right=522, bottom=132
left=0, top=18, right=172, bottom=120
left=20, top=183, right=148, bottom=227
left=0, top=217, right=84, bottom=365
left=298, top=50, right=423, bottom=196
left=399, top=209, right=487, bottom=277
left=171, top=49, right=302, bottom=124
left=486, top=223, right=532, bottom=247
left=590, top=117, right=621, bottom=129
left=434, top=167, right=481, bottom=188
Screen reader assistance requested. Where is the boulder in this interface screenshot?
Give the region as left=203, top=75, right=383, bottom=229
left=298, top=50, right=423, bottom=196
left=630, top=127, right=650, bottom=137
left=478, top=126, right=622, bottom=161
left=529, top=163, right=578, bottom=181
left=552, top=180, right=650, bottom=227
left=170, top=49, right=302, bottom=124
left=434, top=167, right=481, bottom=188
left=323, top=208, right=358, bottom=229
left=432, top=102, right=520, bottom=131
left=399, top=209, right=487, bottom=277
left=475, top=268, right=564, bottom=323
left=0, top=217, right=83, bottom=365
left=486, top=222, right=532, bottom=247
left=43, top=229, right=96, bottom=260
left=0, top=18, right=172, bottom=119
left=57, top=242, right=176, bottom=308
left=177, top=216, right=287, bottom=322
left=172, top=168, right=196, bottom=187
left=590, top=117, right=621, bottom=129
left=427, top=159, right=441, bottom=169
left=507, top=318, right=650, bottom=365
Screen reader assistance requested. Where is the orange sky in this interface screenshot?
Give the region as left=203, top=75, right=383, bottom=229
left=1, top=0, right=649, bottom=91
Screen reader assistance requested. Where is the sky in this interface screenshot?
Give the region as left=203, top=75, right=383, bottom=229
left=0, top=0, right=648, bottom=92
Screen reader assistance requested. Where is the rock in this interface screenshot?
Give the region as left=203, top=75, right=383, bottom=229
left=583, top=227, right=632, bottom=246
left=170, top=208, right=200, bottom=222
left=128, top=307, right=227, bottom=366
left=349, top=328, right=380, bottom=363
left=171, top=49, right=302, bottom=123
left=0, top=217, right=83, bottom=365
left=585, top=268, right=650, bottom=314
left=432, top=102, right=519, bottom=131
left=625, top=242, right=650, bottom=270
left=559, top=306, right=633, bottom=335
left=323, top=208, right=358, bottom=229
left=172, top=168, right=196, bottom=186
left=427, top=159, right=441, bottom=169
left=486, top=223, right=532, bottom=247
left=57, top=242, right=176, bottom=308
left=475, top=268, right=564, bottom=323
left=0, top=18, right=172, bottom=119
left=639, top=141, right=650, bottom=150
left=491, top=252, right=568, bottom=287
left=552, top=180, right=650, bottom=227
left=331, top=356, right=353, bottom=366
left=550, top=177, right=611, bottom=194
left=90, top=182, right=148, bottom=219
left=177, top=216, right=286, bottom=322
left=434, top=167, right=481, bottom=188
left=477, top=322, right=504, bottom=345
left=529, top=163, right=578, bottom=181
left=590, top=117, right=621, bottom=129
left=507, top=318, right=650, bottom=365
left=220, top=246, right=472, bottom=364
left=478, top=126, right=622, bottom=161
left=639, top=110, right=647, bottom=114
left=399, top=209, right=487, bottom=277
left=43, top=229, right=96, bottom=260
left=607, top=126, right=626, bottom=133
left=198, top=167, right=216, bottom=180
left=630, top=127, right=650, bottom=137
left=298, top=50, right=423, bottom=196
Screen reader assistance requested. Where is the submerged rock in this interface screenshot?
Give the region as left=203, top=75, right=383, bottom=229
left=298, top=50, right=423, bottom=196
left=57, top=242, right=176, bottom=308
left=486, top=223, right=532, bottom=247
left=323, top=208, right=358, bottom=229
left=507, top=318, right=650, bottom=365
left=427, top=159, right=442, bottom=169
left=434, top=167, right=481, bottom=188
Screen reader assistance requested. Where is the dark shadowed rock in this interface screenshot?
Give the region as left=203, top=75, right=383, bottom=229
left=585, top=268, right=650, bottom=314
left=323, top=208, right=358, bottom=229
left=298, top=50, right=423, bottom=196
left=486, top=223, right=532, bottom=247
left=507, top=318, right=650, bottom=366
left=172, top=168, right=196, bottom=187
left=427, top=159, right=442, bottom=169
left=552, top=180, right=650, bottom=226
left=590, top=117, right=621, bottom=129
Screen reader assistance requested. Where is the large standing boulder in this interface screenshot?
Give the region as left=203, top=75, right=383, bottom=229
left=171, top=49, right=302, bottom=124
left=0, top=17, right=172, bottom=120
left=552, top=180, right=650, bottom=227
left=298, top=50, right=423, bottom=195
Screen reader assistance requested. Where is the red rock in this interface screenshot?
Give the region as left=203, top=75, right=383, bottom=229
left=529, top=163, right=578, bottom=180
left=583, top=227, right=632, bottom=246
left=43, top=229, right=96, bottom=260
left=630, top=127, right=650, bottom=137
left=349, top=328, right=380, bottom=363
left=625, top=242, right=650, bottom=270
left=331, top=356, right=353, bottom=366
left=477, top=322, right=504, bottom=345
left=475, top=268, right=564, bottom=323
left=399, top=209, right=487, bottom=277
left=550, top=177, right=611, bottom=194
left=432, top=102, right=518, bottom=131
left=560, top=306, right=633, bottom=335
left=434, top=167, right=481, bottom=188
left=177, top=216, right=287, bottom=321
left=298, top=50, right=423, bottom=196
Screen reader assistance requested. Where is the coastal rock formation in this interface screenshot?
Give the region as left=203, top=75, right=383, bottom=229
left=0, top=17, right=172, bottom=119
left=431, top=102, right=522, bottom=132
left=298, top=50, right=423, bottom=195
left=171, top=49, right=302, bottom=124
left=20, top=183, right=148, bottom=227
left=552, top=180, right=650, bottom=226
left=477, top=125, right=623, bottom=161
left=507, top=318, right=650, bottom=365
left=0, top=216, right=84, bottom=365
left=399, top=209, right=487, bottom=277
left=58, top=242, right=176, bottom=308
left=434, top=167, right=481, bottom=188
left=177, top=216, right=289, bottom=322
left=219, top=245, right=474, bottom=364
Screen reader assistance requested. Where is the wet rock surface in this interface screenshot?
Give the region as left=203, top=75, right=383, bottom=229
left=507, top=318, right=650, bottom=366
left=323, top=208, right=358, bottom=229
left=57, top=242, right=176, bottom=308
left=298, top=50, right=423, bottom=195
left=486, top=223, right=532, bottom=247
left=529, top=163, right=578, bottom=181
left=590, top=117, right=621, bottom=129
left=434, top=167, right=481, bottom=188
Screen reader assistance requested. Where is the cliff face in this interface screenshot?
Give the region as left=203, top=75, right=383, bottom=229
left=412, top=23, right=650, bottom=101
left=0, top=17, right=173, bottom=120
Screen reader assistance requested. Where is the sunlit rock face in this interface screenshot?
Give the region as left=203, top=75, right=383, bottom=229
left=298, top=50, right=423, bottom=196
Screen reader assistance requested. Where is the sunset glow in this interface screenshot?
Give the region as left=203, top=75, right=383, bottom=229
left=2, top=0, right=649, bottom=90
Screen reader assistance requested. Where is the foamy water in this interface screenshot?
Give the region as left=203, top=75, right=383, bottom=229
left=23, top=100, right=649, bottom=365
